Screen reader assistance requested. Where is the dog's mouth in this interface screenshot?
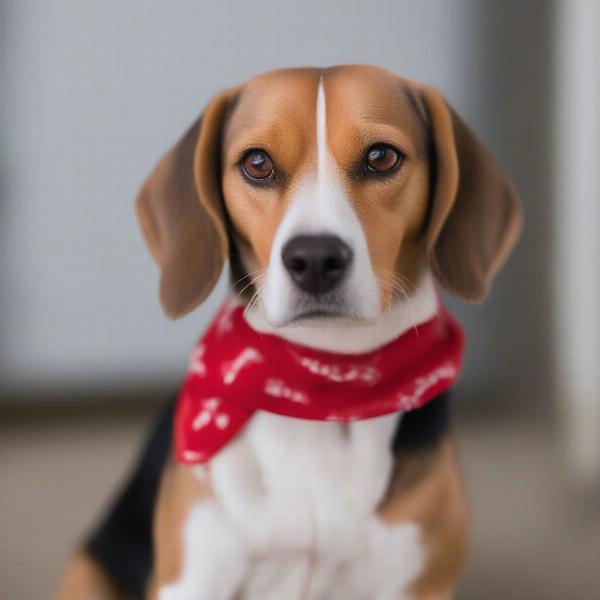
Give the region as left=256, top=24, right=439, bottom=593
left=258, top=251, right=382, bottom=328
left=272, top=299, right=376, bottom=328
left=294, top=309, right=341, bottom=319
left=285, top=308, right=347, bottom=325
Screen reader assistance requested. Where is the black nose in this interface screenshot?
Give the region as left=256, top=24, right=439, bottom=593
left=281, top=235, right=353, bottom=295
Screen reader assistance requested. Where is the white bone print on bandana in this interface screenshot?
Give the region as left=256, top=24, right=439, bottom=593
left=299, top=356, right=380, bottom=384
left=216, top=300, right=237, bottom=336
left=193, top=397, right=230, bottom=431
left=182, top=450, right=207, bottom=462
left=188, top=344, right=207, bottom=377
left=222, top=347, right=264, bottom=385
left=264, top=378, right=310, bottom=405
left=396, top=363, right=457, bottom=411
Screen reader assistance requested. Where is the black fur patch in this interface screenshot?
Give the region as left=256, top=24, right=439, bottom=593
left=85, top=399, right=175, bottom=599
left=391, top=391, right=450, bottom=455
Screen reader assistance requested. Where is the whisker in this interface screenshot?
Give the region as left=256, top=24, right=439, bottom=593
left=246, top=282, right=264, bottom=315
left=234, top=269, right=266, bottom=299
left=246, top=290, right=259, bottom=313
left=231, top=268, right=266, bottom=290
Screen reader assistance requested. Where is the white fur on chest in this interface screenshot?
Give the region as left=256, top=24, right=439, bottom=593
left=213, top=411, right=398, bottom=550
left=161, top=414, right=426, bottom=600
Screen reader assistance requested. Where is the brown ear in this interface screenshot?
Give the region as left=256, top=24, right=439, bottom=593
left=419, top=87, right=523, bottom=302
left=136, top=90, right=236, bottom=318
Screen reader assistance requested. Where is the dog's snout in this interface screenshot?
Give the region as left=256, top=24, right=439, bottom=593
left=282, top=235, right=353, bottom=295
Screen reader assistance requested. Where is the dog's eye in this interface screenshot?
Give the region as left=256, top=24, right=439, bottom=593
left=242, top=150, right=274, bottom=181
left=365, top=144, right=402, bottom=174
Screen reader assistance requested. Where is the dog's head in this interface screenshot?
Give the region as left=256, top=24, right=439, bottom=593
left=137, top=66, right=522, bottom=325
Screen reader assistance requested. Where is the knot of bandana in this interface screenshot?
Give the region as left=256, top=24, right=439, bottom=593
left=175, top=301, right=464, bottom=464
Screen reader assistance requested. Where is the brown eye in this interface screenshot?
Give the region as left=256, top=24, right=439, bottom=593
left=365, top=144, right=402, bottom=174
left=242, top=150, right=274, bottom=181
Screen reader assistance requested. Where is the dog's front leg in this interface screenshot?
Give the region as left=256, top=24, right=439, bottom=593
left=149, top=463, right=248, bottom=600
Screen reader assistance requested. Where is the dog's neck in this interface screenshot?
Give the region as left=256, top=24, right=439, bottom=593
left=243, top=270, right=438, bottom=354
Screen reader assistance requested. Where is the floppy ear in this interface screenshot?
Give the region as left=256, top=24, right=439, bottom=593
left=136, top=90, right=236, bottom=318
left=419, top=87, right=523, bottom=302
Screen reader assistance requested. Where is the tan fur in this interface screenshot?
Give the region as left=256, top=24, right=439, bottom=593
left=222, top=66, right=433, bottom=310
left=222, top=69, right=320, bottom=273
left=417, top=84, right=523, bottom=301
left=136, top=65, right=521, bottom=318
left=147, top=464, right=211, bottom=597
left=58, top=65, right=521, bottom=599
left=55, top=552, right=125, bottom=600
left=220, top=65, right=521, bottom=309
left=136, top=89, right=237, bottom=318
left=324, top=67, right=432, bottom=308
left=378, top=438, right=468, bottom=599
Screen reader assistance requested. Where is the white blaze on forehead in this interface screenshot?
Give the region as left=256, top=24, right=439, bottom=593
left=316, top=77, right=328, bottom=176
left=310, top=77, right=356, bottom=232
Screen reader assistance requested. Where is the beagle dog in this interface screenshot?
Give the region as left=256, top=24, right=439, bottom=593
left=57, top=65, right=521, bottom=600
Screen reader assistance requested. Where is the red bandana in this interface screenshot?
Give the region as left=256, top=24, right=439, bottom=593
left=175, top=300, right=464, bottom=464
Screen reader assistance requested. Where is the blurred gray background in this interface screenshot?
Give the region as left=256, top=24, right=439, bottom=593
left=1, top=1, right=599, bottom=599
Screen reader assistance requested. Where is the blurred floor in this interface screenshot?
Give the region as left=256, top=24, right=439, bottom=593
left=1, top=401, right=598, bottom=600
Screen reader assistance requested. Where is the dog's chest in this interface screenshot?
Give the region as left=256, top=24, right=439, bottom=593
left=212, top=412, right=396, bottom=547
left=203, top=412, right=426, bottom=598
